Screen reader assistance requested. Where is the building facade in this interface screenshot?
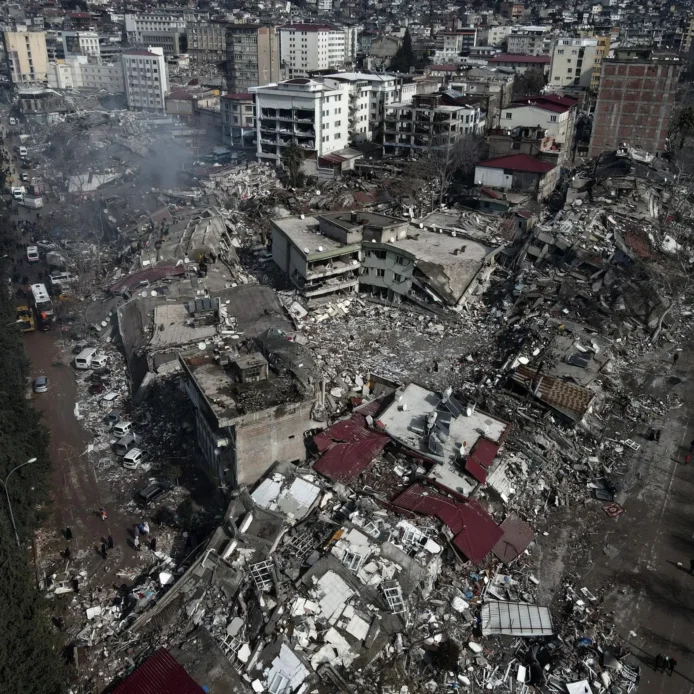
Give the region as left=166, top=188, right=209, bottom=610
left=279, top=24, right=354, bottom=78
left=435, top=29, right=478, bottom=57
left=122, top=47, right=169, bottom=112
left=124, top=10, right=206, bottom=56
left=187, top=20, right=227, bottom=64
left=226, top=25, right=281, bottom=94
left=221, top=92, right=256, bottom=148
left=62, top=31, right=100, bottom=59
left=4, top=30, right=49, bottom=86
left=589, top=51, right=682, bottom=158
left=507, top=33, right=552, bottom=56
left=549, top=38, right=599, bottom=89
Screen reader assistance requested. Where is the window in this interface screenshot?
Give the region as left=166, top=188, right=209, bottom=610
left=505, top=112, right=512, bottom=119
left=557, top=49, right=564, bottom=55
left=376, top=268, right=385, bottom=277
left=335, top=120, right=341, bottom=126
left=567, top=68, right=572, bottom=74
left=512, top=142, right=521, bottom=150
left=549, top=115, right=557, bottom=122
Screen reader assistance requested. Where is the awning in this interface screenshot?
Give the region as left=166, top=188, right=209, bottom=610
left=480, top=600, right=553, bottom=637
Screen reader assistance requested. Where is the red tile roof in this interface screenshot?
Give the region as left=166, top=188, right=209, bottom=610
left=313, top=414, right=389, bottom=483
left=488, top=53, right=551, bottom=64
left=492, top=513, right=535, bottom=564
left=477, top=153, right=555, bottom=174
left=429, top=64, right=460, bottom=71
left=113, top=649, right=205, bottom=694
left=392, top=483, right=502, bottom=564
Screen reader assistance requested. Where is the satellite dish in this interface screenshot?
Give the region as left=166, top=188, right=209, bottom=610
left=151, top=290, right=157, bottom=296
left=197, top=342, right=207, bottom=351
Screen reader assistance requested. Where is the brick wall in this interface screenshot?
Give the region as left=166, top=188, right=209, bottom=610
left=234, top=400, right=315, bottom=486
left=589, top=61, right=681, bottom=158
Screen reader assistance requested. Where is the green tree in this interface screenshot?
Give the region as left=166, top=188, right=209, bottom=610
left=512, top=68, right=546, bottom=99
left=389, top=30, right=415, bottom=73
left=282, top=142, right=305, bottom=187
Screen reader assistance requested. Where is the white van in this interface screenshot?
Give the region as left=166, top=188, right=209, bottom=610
left=122, top=448, right=149, bottom=470
left=114, top=432, right=137, bottom=456
left=112, top=421, right=134, bottom=439
left=18, top=146, right=27, bottom=157
left=26, top=246, right=39, bottom=262
left=74, top=347, right=97, bottom=369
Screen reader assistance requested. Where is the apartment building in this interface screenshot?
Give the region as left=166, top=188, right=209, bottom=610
left=4, top=30, right=49, bottom=86
left=63, top=31, right=100, bottom=59
left=221, top=92, right=256, bottom=148
left=590, top=35, right=611, bottom=93
left=122, top=47, right=169, bottom=112
left=226, top=25, right=281, bottom=94
left=549, top=37, right=599, bottom=89
left=47, top=56, right=124, bottom=93
left=500, top=2, right=525, bottom=20
left=487, top=53, right=551, bottom=75
left=324, top=72, right=415, bottom=141
left=253, top=78, right=352, bottom=175
left=383, top=92, right=484, bottom=155
left=435, top=28, right=478, bottom=56
left=589, top=50, right=682, bottom=157
left=125, top=10, right=206, bottom=56
left=507, top=33, right=552, bottom=56
left=498, top=94, right=578, bottom=152
left=187, top=20, right=227, bottom=64
left=279, top=24, right=355, bottom=78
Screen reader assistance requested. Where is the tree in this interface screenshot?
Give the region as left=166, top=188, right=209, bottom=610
left=409, top=134, right=485, bottom=209
left=671, top=106, right=694, bottom=150
left=512, top=68, right=547, bottom=99
left=389, top=30, right=415, bottom=73
left=282, top=142, right=305, bottom=187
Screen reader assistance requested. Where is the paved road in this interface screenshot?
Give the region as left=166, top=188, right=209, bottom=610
left=538, top=347, right=694, bottom=693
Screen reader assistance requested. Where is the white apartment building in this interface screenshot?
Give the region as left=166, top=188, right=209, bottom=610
left=549, top=37, right=598, bottom=88
left=47, top=56, right=124, bottom=92
left=122, top=47, right=169, bottom=111
left=124, top=11, right=204, bottom=43
left=253, top=78, right=350, bottom=174
left=507, top=33, right=553, bottom=56
left=485, top=25, right=513, bottom=47
left=279, top=24, right=356, bottom=78
left=62, top=31, right=100, bottom=59
left=4, top=30, right=49, bottom=86
left=324, top=72, right=414, bottom=141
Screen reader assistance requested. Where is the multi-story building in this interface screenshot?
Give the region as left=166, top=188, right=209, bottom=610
left=4, top=30, right=49, bottom=86
left=483, top=25, right=513, bottom=47
left=435, top=28, right=477, bottom=57
left=125, top=10, right=206, bottom=56
left=221, top=92, right=256, bottom=148
left=590, top=35, right=611, bottom=93
left=589, top=50, right=682, bottom=158
left=62, top=31, right=100, bottom=59
left=279, top=24, right=355, bottom=78
left=549, top=37, right=599, bottom=89
left=500, top=2, right=525, bottom=20
left=682, top=15, right=694, bottom=54
left=324, top=72, right=415, bottom=141
left=187, top=20, right=227, bottom=65
left=449, top=67, right=515, bottom=127
left=507, top=33, right=552, bottom=56
left=383, top=92, right=484, bottom=154
left=122, top=47, right=169, bottom=112
left=498, top=94, right=578, bottom=153
left=253, top=77, right=351, bottom=174
left=226, top=25, right=281, bottom=94
left=47, top=56, right=124, bottom=93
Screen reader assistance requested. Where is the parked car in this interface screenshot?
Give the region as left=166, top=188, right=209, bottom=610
left=33, top=376, right=49, bottom=393
left=122, top=448, right=149, bottom=470
left=136, top=480, right=172, bottom=506
left=90, top=355, right=108, bottom=369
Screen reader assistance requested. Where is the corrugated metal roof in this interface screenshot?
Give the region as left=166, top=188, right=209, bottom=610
left=480, top=601, right=553, bottom=636
left=391, top=484, right=502, bottom=564
left=469, top=437, right=499, bottom=469
left=492, top=513, right=535, bottom=564
left=477, top=154, right=555, bottom=174
left=312, top=414, right=389, bottom=483
left=113, top=649, right=205, bottom=694
left=510, top=364, right=595, bottom=422
left=465, top=456, right=488, bottom=484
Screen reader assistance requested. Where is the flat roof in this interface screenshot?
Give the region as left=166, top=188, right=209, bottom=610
left=182, top=351, right=307, bottom=424
left=378, top=383, right=510, bottom=495
left=149, top=303, right=217, bottom=349
left=272, top=216, right=361, bottom=258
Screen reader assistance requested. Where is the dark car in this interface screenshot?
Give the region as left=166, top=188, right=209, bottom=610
left=104, top=409, right=121, bottom=429
left=72, top=343, right=88, bottom=355
left=88, top=382, right=109, bottom=395
left=136, top=481, right=173, bottom=506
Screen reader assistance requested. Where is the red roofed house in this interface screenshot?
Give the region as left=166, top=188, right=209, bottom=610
left=474, top=153, right=560, bottom=201
left=487, top=53, right=551, bottom=75
left=498, top=94, right=577, bottom=152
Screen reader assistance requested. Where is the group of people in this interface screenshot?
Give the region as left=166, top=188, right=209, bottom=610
left=654, top=654, right=677, bottom=675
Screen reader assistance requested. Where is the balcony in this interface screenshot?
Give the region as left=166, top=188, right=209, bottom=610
left=433, top=113, right=451, bottom=122
left=261, top=108, right=277, bottom=118
left=278, top=109, right=293, bottom=120
left=295, top=109, right=314, bottom=122
left=260, top=119, right=277, bottom=131
left=296, top=129, right=315, bottom=137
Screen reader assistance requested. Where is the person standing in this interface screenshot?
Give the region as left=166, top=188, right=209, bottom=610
left=107, top=535, right=114, bottom=549
left=669, top=658, right=677, bottom=675
left=655, top=653, right=663, bottom=671
left=65, top=527, right=72, bottom=541
left=674, top=352, right=680, bottom=364
left=662, top=656, right=670, bottom=673
left=150, top=537, right=157, bottom=552
left=100, top=508, right=108, bottom=521
left=133, top=536, right=140, bottom=551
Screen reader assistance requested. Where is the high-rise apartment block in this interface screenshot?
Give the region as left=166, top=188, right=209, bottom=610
left=589, top=50, right=682, bottom=158
left=226, top=25, right=281, bottom=94
left=279, top=24, right=356, bottom=78
left=4, top=30, right=49, bottom=86
left=122, top=47, right=169, bottom=112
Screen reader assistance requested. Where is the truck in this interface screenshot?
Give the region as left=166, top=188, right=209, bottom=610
left=15, top=305, right=35, bottom=332
left=22, top=195, right=43, bottom=209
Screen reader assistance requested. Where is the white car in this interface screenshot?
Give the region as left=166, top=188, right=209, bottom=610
left=90, top=354, right=108, bottom=368
left=122, top=448, right=149, bottom=470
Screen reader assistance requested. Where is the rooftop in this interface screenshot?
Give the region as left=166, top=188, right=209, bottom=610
left=113, top=649, right=204, bottom=694
left=181, top=350, right=308, bottom=425
left=378, top=383, right=510, bottom=496
left=149, top=303, right=218, bottom=349
left=488, top=53, right=551, bottom=64
left=272, top=215, right=361, bottom=259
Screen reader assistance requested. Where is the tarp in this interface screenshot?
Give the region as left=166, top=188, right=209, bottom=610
left=480, top=600, right=553, bottom=637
